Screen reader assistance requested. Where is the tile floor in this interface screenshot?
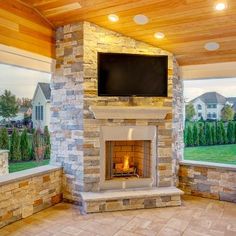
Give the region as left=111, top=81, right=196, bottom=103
left=0, top=195, right=236, bottom=236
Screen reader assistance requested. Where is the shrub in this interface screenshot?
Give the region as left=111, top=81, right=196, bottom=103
left=199, top=123, right=206, bottom=146
left=211, top=123, right=217, bottom=145
left=186, top=125, right=194, bottom=147
left=216, top=122, right=223, bottom=144
left=20, top=129, right=30, bottom=161
left=227, top=121, right=235, bottom=144
left=10, top=128, right=21, bottom=161
left=0, top=128, right=9, bottom=150
left=32, top=128, right=44, bottom=162
left=206, top=123, right=213, bottom=145
left=44, top=126, right=50, bottom=159
left=193, top=123, right=199, bottom=146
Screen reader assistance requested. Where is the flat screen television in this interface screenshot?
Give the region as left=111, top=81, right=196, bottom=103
left=98, top=52, right=168, bottom=97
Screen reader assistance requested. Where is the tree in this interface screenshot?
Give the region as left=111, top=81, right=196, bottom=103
left=221, top=105, right=234, bottom=121
left=0, top=128, right=9, bottom=150
left=211, top=123, right=217, bottom=145
left=193, top=123, right=199, bottom=146
left=219, top=122, right=227, bottom=144
left=216, top=122, right=223, bottom=144
left=44, top=126, right=50, bottom=159
left=0, top=90, right=18, bottom=123
left=199, top=123, right=206, bottom=146
left=20, top=129, right=30, bottom=161
left=186, top=125, right=194, bottom=147
left=10, top=128, right=21, bottom=161
left=185, top=103, right=196, bottom=121
left=206, top=123, right=213, bottom=145
left=227, top=121, right=234, bottom=144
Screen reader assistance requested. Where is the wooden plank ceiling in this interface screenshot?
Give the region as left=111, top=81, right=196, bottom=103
left=1, top=0, right=236, bottom=65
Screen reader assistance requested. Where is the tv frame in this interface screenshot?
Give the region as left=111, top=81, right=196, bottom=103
left=97, top=52, right=168, bottom=97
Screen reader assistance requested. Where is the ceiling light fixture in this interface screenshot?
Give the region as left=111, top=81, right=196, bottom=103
left=108, top=14, right=119, bottom=22
left=133, top=14, right=149, bottom=25
left=154, top=32, right=165, bottom=39
left=204, top=42, right=220, bottom=51
left=215, top=2, right=227, bottom=11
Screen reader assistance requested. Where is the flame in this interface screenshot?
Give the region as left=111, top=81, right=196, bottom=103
left=123, top=155, right=130, bottom=171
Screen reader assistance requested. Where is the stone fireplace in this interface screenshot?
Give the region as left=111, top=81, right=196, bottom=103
left=51, top=21, right=184, bottom=213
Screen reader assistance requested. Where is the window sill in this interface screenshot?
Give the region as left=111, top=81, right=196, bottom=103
left=0, top=164, right=62, bottom=186
left=180, top=160, right=236, bottom=171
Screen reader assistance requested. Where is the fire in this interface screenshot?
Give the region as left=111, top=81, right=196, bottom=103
left=123, top=155, right=130, bottom=171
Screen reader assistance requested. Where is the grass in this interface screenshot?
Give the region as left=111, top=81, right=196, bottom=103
left=184, top=144, right=236, bottom=165
left=9, top=159, right=50, bottom=173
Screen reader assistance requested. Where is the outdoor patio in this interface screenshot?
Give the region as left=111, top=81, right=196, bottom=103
left=0, top=196, right=236, bottom=236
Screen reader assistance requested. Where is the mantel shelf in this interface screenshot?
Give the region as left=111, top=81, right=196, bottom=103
left=89, top=106, right=172, bottom=120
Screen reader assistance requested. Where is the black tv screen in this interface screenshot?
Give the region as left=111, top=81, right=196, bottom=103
left=98, top=52, right=168, bottom=97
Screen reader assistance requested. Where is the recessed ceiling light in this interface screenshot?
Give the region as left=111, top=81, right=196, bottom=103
left=204, top=42, right=220, bottom=51
left=215, top=2, right=227, bottom=11
left=133, top=14, right=149, bottom=25
left=108, top=14, right=119, bottom=22
left=154, top=32, right=165, bottom=39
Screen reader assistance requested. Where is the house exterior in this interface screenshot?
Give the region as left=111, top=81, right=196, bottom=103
left=190, top=92, right=235, bottom=121
left=32, top=83, right=51, bottom=129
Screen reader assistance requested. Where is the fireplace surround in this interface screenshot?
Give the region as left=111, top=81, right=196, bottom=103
left=100, top=126, right=157, bottom=190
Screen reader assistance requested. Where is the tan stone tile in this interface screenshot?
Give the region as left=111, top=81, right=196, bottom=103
left=114, top=230, right=141, bottom=236
left=165, top=218, right=189, bottom=232
left=157, top=226, right=181, bottom=236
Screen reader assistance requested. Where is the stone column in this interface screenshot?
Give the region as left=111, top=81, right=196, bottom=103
left=50, top=22, right=85, bottom=201
left=0, top=150, right=9, bottom=176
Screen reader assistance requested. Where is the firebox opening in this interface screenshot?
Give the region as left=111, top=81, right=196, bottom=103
left=105, top=140, right=151, bottom=180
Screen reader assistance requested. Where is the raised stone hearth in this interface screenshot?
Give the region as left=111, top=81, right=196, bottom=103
left=81, top=187, right=183, bottom=213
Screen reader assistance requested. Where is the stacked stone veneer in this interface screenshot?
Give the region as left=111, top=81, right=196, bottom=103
left=179, top=163, right=236, bottom=203
left=0, top=167, right=62, bottom=228
left=0, top=150, right=9, bottom=176
left=51, top=21, right=183, bottom=202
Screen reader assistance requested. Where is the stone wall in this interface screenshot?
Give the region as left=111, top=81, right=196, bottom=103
left=179, top=162, right=236, bottom=203
left=0, top=150, right=9, bottom=176
left=0, top=166, right=62, bottom=228
left=51, top=21, right=183, bottom=201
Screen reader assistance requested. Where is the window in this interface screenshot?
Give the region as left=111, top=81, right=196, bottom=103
left=198, top=113, right=202, bottom=117
left=197, top=104, right=202, bottom=110
left=207, top=104, right=216, bottom=108
left=212, top=113, right=217, bottom=118
left=207, top=113, right=212, bottom=119
left=35, top=105, right=43, bottom=121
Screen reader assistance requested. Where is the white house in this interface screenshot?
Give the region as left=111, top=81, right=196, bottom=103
left=32, top=83, right=51, bottom=129
left=190, top=92, right=228, bottom=121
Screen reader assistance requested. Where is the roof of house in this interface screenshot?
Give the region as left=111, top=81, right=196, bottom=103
left=191, top=92, right=227, bottom=104
left=227, top=97, right=236, bottom=104
left=38, top=83, right=51, bottom=100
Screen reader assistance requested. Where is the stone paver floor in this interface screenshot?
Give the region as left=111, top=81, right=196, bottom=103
left=1, top=195, right=236, bottom=236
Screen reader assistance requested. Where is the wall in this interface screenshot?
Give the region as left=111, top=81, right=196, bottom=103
left=51, top=21, right=183, bottom=201
left=0, top=1, right=54, bottom=58
left=0, top=150, right=9, bottom=176
left=179, top=162, right=236, bottom=203
left=0, top=166, right=62, bottom=228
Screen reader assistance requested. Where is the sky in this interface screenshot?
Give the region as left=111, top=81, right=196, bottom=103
left=0, top=64, right=51, bottom=99
left=184, top=78, right=236, bottom=102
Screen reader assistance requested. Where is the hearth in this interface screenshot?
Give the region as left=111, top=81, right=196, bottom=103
left=105, top=140, right=151, bottom=180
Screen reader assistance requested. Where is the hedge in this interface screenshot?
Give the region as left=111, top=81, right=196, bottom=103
left=184, top=121, right=236, bottom=147
left=0, top=126, right=51, bottom=162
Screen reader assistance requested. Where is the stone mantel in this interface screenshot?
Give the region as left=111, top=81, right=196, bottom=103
left=89, top=106, right=172, bottom=120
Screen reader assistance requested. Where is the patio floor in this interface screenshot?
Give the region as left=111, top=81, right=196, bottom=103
left=0, top=195, right=236, bottom=236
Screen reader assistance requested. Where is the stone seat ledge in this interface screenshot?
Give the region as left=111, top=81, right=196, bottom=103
left=80, top=187, right=183, bottom=202
left=0, top=164, right=62, bottom=186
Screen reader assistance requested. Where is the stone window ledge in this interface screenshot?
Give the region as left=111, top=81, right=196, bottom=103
left=0, top=165, right=62, bottom=186
left=180, top=160, right=236, bottom=171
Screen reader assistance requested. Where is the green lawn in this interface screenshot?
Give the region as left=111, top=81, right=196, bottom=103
left=9, top=159, right=50, bottom=173
left=184, top=144, right=236, bottom=165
